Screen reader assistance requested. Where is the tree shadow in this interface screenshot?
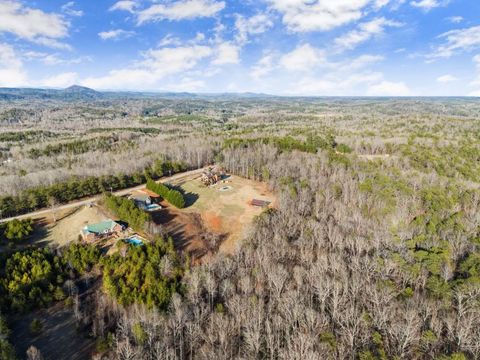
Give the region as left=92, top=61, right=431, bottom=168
left=183, top=192, right=199, bottom=207
left=166, top=183, right=199, bottom=207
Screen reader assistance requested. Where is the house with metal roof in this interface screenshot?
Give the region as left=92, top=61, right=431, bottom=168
left=81, top=219, right=124, bottom=242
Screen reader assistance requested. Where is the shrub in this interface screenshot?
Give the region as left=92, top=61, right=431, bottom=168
left=29, top=319, right=42, bottom=335
left=2, top=219, right=33, bottom=242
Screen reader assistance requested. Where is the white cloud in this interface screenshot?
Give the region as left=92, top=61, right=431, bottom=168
left=235, top=13, right=274, bottom=44
left=109, top=0, right=137, bottom=12
left=335, top=17, right=402, bottom=51
left=23, top=51, right=91, bottom=66
left=61, top=2, right=83, bottom=17
left=212, top=43, right=240, bottom=65
left=429, top=26, right=480, bottom=58
left=446, top=16, right=463, bottom=24
left=346, top=54, right=384, bottom=69
left=474, top=54, right=480, bottom=66
left=99, top=29, right=135, bottom=40
left=137, top=0, right=225, bottom=24
left=251, top=53, right=276, bottom=79
left=291, top=71, right=383, bottom=95
left=0, top=43, right=27, bottom=86
left=0, top=1, right=69, bottom=46
left=34, top=37, right=72, bottom=51
left=410, top=0, right=448, bottom=11
left=280, top=44, right=327, bottom=71
left=82, top=45, right=213, bottom=90
left=248, top=45, right=391, bottom=95
left=159, top=34, right=182, bottom=47
left=267, top=0, right=390, bottom=32
left=469, top=55, right=480, bottom=90
left=437, top=74, right=458, bottom=83
left=164, top=77, right=206, bottom=91
left=39, top=72, right=79, bottom=88
left=367, top=80, right=411, bottom=96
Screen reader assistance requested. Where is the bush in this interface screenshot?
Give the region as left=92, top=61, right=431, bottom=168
left=2, top=219, right=33, bottom=242
left=29, top=319, right=42, bottom=335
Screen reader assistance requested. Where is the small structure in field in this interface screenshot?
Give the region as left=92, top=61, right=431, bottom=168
left=81, top=219, right=124, bottom=242
left=129, top=190, right=161, bottom=210
left=250, top=199, right=271, bottom=208
left=201, top=166, right=226, bottom=186
left=129, top=192, right=152, bottom=210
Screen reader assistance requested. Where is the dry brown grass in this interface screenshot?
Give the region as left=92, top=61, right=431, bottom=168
left=43, top=206, right=109, bottom=247
left=174, top=174, right=276, bottom=254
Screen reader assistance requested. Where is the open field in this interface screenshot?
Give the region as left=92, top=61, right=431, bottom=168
left=42, top=206, right=109, bottom=247
left=22, top=170, right=274, bottom=260
left=169, top=174, right=275, bottom=254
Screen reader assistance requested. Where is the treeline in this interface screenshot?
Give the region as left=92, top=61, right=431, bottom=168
left=401, top=140, right=480, bottom=182
left=146, top=179, right=185, bottom=208
left=0, top=244, right=101, bottom=313
left=224, top=134, right=352, bottom=154
left=0, top=248, right=66, bottom=312
left=88, top=127, right=162, bottom=135
left=103, top=194, right=151, bottom=231
left=102, top=239, right=183, bottom=308
left=27, top=136, right=121, bottom=158
left=0, top=130, right=56, bottom=143
left=0, top=159, right=187, bottom=218
left=0, top=239, right=181, bottom=314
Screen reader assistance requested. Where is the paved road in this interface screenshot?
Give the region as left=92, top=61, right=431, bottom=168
left=0, top=167, right=206, bottom=223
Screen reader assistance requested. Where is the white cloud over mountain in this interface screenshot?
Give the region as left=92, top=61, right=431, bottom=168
left=0, top=42, right=27, bottom=86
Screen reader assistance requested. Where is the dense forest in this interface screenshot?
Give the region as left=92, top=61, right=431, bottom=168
left=0, top=96, right=479, bottom=359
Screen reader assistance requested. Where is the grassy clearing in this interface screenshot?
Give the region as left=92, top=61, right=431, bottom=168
left=171, top=174, right=275, bottom=253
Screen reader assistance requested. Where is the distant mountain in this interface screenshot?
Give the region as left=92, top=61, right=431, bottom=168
left=0, top=85, right=103, bottom=100
left=0, top=87, right=280, bottom=101
left=63, top=85, right=101, bottom=98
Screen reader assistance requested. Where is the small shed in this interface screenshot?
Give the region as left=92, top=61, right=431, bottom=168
left=251, top=199, right=271, bottom=208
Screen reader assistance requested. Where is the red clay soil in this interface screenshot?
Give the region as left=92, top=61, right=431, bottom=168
left=150, top=203, right=222, bottom=261
left=203, top=211, right=222, bottom=233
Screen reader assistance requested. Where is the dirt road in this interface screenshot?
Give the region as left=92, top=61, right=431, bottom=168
left=0, top=167, right=206, bottom=223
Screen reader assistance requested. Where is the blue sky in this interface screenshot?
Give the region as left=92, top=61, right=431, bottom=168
left=0, top=0, right=480, bottom=95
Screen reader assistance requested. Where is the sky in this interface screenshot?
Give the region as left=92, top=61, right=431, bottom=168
left=0, top=0, right=480, bottom=96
